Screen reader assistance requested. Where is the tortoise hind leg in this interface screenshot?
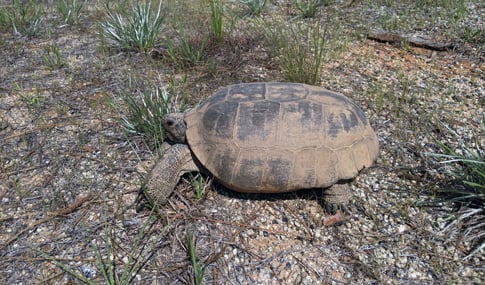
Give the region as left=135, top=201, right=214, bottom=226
left=323, top=183, right=352, bottom=214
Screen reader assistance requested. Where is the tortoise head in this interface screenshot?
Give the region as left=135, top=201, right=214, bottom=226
left=163, top=113, right=187, bottom=143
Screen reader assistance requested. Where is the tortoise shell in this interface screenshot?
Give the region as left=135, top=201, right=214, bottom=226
left=184, top=82, right=379, bottom=193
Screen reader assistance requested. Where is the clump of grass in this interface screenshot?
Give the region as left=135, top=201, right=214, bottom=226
left=261, top=19, right=346, bottom=85
left=111, top=77, right=188, bottom=148
left=56, top=0, right=85, bottom=25
left=15, top=82, right=43, bottom=107
left=462, top=26, right=485, bottom=44
left=32, top=207, right=167, bottom=284
left=0, top=8, right=9, bottom=31
left=189, top=174, right=209, bottom=200
left=292, top=0, right=329, bottom=18
left=426, top=119, right=485, bottom=257
left=240, top=0, right=267, bottom=16
left=91, top=215, right=163, bottom=285
left=209, top=0, right=224, bottom=43
left=279, top=21, right=327, bottom=84
left=97, top=0, right=166, bottom=52
left=186, top=232, right=208, bottom=285
left=42, top=44, right=68, bottom=70
left=162, top=0, right=215, bottom=67
left=4, top=0, right=43, bottom=37
left=165, top=25, right=211, bottom=68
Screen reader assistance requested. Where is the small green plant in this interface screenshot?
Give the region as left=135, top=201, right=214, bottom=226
left=367, top=79, right=388, bottom=115
left=292, top=0, right=329, bottom=18
left=281, top=22, right=326, bottom=84
left=428, top=131, right=485, bottom=197
left=261, top=19, right=346, bottom=85
left=186, top=232, right=208, bottom=285
left=13, top=82, right=43, bottom=107
left=111, top=78, right=188, bottom=147
left=240, top=0, right=267, bottom=16
left=97, top=0, right=166, bottom=52
left=444, top=0, right=468, bottom=23
left=462, top=26, right=485, bottom=44
left=165, top=26, right=210, bottom=67
left=42, top=44, right=68, bottom=70
left=10, top=176, right=24, bottom=197
left=166, top=73, right=189, bottom=100
left=91, top=215, right=148, bottom=285
left=20, top=92, right=42, bottom=106
left=426, top=119, right=485, bottom=257
left=0, top=8, right=9, bottom=31
left=209, top=0, right=224, bottom=43
left=32, top=207, right=167, bottom=284
left=5, top=0, right=43, bottom=37
left=190, top=174, right=209, bottom=200
left=56, top=0, right=85, bottom=25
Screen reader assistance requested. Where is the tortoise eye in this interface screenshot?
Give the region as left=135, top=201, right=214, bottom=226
left=166, top=119, right=174, bottom=127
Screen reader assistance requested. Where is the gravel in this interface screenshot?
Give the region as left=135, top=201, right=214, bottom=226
left=0, top=0, right=484, bottom=284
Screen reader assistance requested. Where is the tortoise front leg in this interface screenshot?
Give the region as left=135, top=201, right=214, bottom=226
left=143, top=144, right=199, bottom=208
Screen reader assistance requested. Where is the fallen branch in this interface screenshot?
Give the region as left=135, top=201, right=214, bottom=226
left=47, top=194, right=93, bottom=216
left=1, top=194, right=93, bottom=251
left=367, top=29, right=452, bottom=51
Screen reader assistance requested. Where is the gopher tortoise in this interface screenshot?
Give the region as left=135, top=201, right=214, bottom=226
left=143, top=82, right=379, bottom=212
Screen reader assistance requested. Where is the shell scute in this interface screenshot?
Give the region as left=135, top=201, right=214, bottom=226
left=185, top=82, right=379, bottom=193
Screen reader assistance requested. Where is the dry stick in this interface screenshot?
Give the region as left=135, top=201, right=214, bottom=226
left=48, top=194, right=93, bottom=216
left=1, top=121, right=79, bottom=177
left=367, top=29, right=452, bottom=51
left=0, top=121, right=79, bottom=142
left=1, top=194, right=94, bottom=251
left=1, top=256, right=96, bottom=262
left=2, top=165, right=52, bottom=179
left=289, top=253, right=325, bottom=281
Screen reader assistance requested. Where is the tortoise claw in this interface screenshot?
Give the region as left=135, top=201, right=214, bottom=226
left=135, top=187, right=149, bottom=212
left=323, top=183, right=352, bottom=214
left=324, top=200, right=351, bottom=215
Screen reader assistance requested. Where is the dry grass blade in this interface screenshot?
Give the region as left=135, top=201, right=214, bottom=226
left=426, top=119, right=485, bottom=257
left=440, top=207, right=485, bottom=258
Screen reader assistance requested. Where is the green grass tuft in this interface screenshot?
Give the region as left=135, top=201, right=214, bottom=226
left=42, top=44, right=68, bottom=70
left=462, top=26, right=485, bottom=44
left=4, top=0, right=43, bottom=37
left=32, top=205, right=167, bottom=285
left=292, top=0, right=329, bottom=19
left=260, top=18, right=346, bottom=85
left=165, top=24, right=211, bottom=67
left=110, top=77, right=188, bottom=148
left=97, top=0, right=166, bottom=52
left=209, top=0, right=224, bottom=43
left=240, top=0, right=267, bottom=16
left=186, top=232, right=208, bottom=285
left=426, top=118, right=485, bottom=257
left=56, top=0, right=85, bottom=25
left=190, top=173, right=209, bottom=200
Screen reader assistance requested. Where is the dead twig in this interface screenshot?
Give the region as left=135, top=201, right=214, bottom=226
left=1, top=194, right=94, bottom=251
left=367, top=29, right=452, bottom=51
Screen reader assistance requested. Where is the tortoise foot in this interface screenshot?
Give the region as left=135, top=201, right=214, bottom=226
left=323, top=183, right=352, bottom=214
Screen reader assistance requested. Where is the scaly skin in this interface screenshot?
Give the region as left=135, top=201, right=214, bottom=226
left=144, top=144, right=198, bottom=207
left=323, top=183, right=352, bottom=213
